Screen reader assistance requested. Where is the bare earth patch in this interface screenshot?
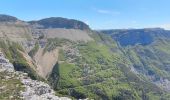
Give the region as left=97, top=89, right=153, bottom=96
left=34, top=48, right=59, bottom=78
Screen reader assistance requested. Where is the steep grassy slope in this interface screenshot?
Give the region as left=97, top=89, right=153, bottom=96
left=120, top=40, right=170, bottom=91
left=0, top=40, right=41, bottom=80
left=47, top=32, right=170, bottom=99
left=101, top=28, right=170, bottom=98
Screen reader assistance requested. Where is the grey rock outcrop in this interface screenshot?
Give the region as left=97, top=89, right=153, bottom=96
left=0, top=52, right=14, bottom=72
left=21, top=78, right=71, bottom=100
left=0, top=52, right=71, bottom=100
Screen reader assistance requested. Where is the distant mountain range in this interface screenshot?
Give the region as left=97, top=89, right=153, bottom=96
left=0, top=14, right=90, bottom=30
left=101, top=28, right=170, bottom=46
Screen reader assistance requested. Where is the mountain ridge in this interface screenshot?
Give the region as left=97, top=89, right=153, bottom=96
left=0, top=14, right=18, bottom=22
left=28, top=17, right=90, bottom=30
left=0, top=14, right=170, bottom=99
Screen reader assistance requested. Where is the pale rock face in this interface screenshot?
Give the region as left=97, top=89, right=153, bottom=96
left=34, top=48, right=59, bottom=78
left=41, top=28, right=93, bottom=42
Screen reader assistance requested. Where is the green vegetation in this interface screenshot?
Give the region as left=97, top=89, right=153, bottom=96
left=48, top=40, right=140, bottom=99
left=58, top=49, right=65, bottom=61
left=0, top=40, right=42, bottom=80
left=28, top=42, right=39, bottom=58
left=1, top=30, right=170, bottom=99
left=123, top=43, right=170, bottom=80
left=47, top=33, right=170, bottom=99
left=58, top=62, right=81, bottom=89
left=1, top=15, right=170, bottom=100
left=0, top=71, right=24, bottom=100
left=44, top=38, right=71, bottom=53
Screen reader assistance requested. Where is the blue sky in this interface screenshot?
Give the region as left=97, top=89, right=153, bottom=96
left=0, top=0, right=170, bottom=29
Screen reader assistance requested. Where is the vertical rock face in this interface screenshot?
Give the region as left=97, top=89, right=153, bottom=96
left=43, top=29, right=93, bottom=42
left=34, top=48, right=59, bottom=78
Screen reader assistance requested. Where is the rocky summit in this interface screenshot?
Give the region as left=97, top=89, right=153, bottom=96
left=0, top=14, right=18, bottom=22
left=29, top=17, right=90, bottom=30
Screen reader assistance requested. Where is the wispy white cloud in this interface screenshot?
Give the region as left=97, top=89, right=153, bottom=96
left=97, top=10, right=110, bottom=14
left=97, top=10, right=120, bottom=15
left=92, top=7, right=120, bottom=16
